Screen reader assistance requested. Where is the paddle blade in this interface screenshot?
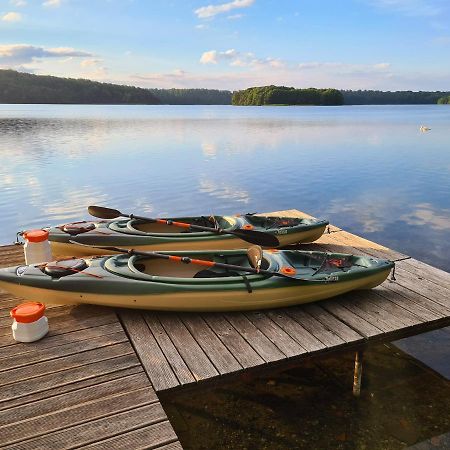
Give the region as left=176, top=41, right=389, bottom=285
left=88, top=205, right=122, bottom=219
left=232, top=229, right=279, bottom=247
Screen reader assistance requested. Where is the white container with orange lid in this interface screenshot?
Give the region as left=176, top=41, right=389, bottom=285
left=10, top=302, right=49, bottom=342
left=23, top=229, right=53, bottom=265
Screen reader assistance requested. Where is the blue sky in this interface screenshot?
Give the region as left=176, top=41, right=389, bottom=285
left=1, top=0, right=449, bottom=90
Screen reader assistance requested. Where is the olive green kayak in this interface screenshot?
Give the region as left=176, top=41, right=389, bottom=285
left=47, top=214, right=328, bottom=257
left=0, top=248, right=393, bottom=311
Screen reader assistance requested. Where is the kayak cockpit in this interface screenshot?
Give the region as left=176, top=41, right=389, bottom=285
left=103, top=249, right=273, bottom=283
left=128, top=251, right=271, bottom=279
left=125, top=216, right=237, bottom=235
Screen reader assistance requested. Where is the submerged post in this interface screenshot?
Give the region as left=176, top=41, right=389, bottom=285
left=353, top=350, right=364, bottom=397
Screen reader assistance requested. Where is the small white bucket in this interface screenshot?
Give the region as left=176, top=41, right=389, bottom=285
left=11, top=302, right=49, bottom=343
left=23, top=229, right=53, bottom=265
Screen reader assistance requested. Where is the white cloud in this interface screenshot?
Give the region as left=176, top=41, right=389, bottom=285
left=200, top=48, right=284, bottom=69
left=400, top=203, right=450, bottom=231
left=195, top=0, right=254, bottom=19
left=43, top=0, right=62, bottom=7
left=227, top=13, right=243, bottom=19
left=80, top=58, right=102, bottom=67
left=10, top=0, right=27, bottom=6
left=200, top=50, right=217, bottom=64
left=2, top=11, right=22, bottom=22
left=0, top=44, right=93, bottom=68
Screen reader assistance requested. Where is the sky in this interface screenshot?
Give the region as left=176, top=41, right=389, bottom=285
left=1, top=0, right=450, bottom=91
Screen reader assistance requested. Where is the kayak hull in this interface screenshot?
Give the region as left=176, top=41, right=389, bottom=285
left=0, top=269, right=390, bottom=311
left=49, top=225, right=326, bottom=257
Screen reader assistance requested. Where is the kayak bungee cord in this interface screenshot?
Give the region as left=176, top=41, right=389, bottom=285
left=87, top=205, right=280, bottom=248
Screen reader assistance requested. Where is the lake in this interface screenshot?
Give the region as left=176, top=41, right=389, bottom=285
left=0, top=104, right=449, bottom=448
left=1, top=104, right=449, bottom=271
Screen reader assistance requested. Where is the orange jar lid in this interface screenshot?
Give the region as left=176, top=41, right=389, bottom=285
left=23, top=229, right=49, bottom=243
left=10, top=302, right=46, bottom=323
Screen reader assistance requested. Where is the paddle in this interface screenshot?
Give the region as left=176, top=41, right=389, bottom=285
left=69, top=241, right=337, bottom=283
left=87, top=205, right=280, bottom=248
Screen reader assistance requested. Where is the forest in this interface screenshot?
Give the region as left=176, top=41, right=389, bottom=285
left=0, top=69, right=160, bottom=104
left=437, top=95, right=450, bottom=104
left=1, top=70, right=449, bottom=105
left=148, top=88, right=231, bottom=104
left=342, top=90, right=450, bottom=105
left=232, top=86, right=344, bottom=105
left=0, top=70, right=231, bottom=105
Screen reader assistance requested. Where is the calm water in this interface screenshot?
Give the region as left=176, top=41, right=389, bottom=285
left=1, top=104, right=449, bottom=449
left=0, top=104, right=449, bottom=270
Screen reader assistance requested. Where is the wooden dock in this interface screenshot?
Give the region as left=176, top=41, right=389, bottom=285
left=118, top=210, right=450, bottom=394
left=0, top=248, right=182, bottom=449
left=0, top=209, right=449, bottom=449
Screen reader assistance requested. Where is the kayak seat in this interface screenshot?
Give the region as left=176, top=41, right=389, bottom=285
left=181, top=216, right=219, bottom=233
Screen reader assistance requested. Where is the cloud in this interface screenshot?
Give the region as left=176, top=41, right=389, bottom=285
left=400, top=203, right=450, bottom=231
left=199, top=178, right=250, bottom=203
left=80, top=58, right=102, bottom=67
left=367, top=0, right=442, bottom=17
left=227, top=14, right=243, bottom=19
left=43, top=0, right=62, bottom=7
left=10, top=0, right=27, bottom=6
left=200, top=49, right=238, bottom=64
left=0, top=44, right=93, bottom=68
left=2, top=11, right=22, bottom=22
left=200, top=48, right=284, bottom=69
left=195, top=0, right=254, bottom=19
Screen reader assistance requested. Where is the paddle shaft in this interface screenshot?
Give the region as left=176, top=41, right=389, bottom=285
left=130, top=213, right=219, bottom=234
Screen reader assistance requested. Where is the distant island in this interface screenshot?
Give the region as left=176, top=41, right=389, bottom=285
left=437, top=95, right=450, bottom=104
left=232, top=86, right=343, bottom=106
left=0, top=70, right=449, bottom=105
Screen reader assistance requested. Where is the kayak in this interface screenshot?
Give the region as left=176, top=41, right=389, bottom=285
left=47, top=214, right=329, bottom=257
left=0, top=248, right=393, bottom=311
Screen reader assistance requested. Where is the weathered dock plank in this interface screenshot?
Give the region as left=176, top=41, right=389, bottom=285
left=0, top=246, right=181, bottom=450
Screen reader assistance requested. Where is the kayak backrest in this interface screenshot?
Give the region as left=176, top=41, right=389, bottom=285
left=247, top=246, right=263, bottom=269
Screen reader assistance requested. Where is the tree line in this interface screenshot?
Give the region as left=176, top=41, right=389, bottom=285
left=0, top=70, right=231, bottom=105
left=232, top=86, right=344, bottom=106
left=0, top=69, right=160, bottom=104
left=437, top=95, right=450, bottom=104
left=1, top=70, right=449, bottom=105
left=148, top=88, right=231, bottom=104
left=342, top=90, right=450, bottom=105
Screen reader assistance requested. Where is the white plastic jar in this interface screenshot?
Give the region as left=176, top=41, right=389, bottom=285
left=23, top=229, right=53, bottom=265
left=10, top=302, right=49, bottom=342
